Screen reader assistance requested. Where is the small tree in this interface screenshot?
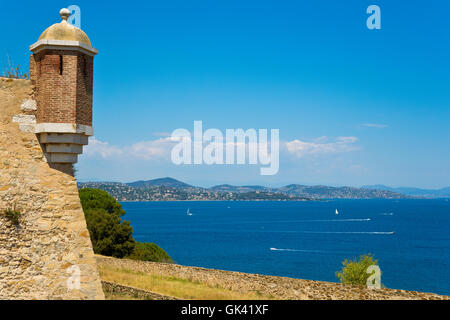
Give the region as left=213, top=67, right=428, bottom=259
left=84, top=207, right=135, bottom=258
left=79, top=188, right=125, bottom=217
left=79, top=188, right=172, bottom=262
left=336, top=254, right=380, bottom=286
left=80, top=188, right=135, bottom=258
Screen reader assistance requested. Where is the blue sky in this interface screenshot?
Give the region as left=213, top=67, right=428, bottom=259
left=2, top=0, right=449, bottom=188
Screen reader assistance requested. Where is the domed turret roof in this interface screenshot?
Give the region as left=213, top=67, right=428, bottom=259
left=38, top=8, right=92, bottom=46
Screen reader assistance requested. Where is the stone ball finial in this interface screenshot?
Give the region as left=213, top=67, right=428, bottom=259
left=60, top=8, right=71, bottom=22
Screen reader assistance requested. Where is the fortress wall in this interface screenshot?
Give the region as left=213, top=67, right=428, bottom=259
left=97, top=255, right=449, bottom=300
left=0, top=78, right=104, bottom=299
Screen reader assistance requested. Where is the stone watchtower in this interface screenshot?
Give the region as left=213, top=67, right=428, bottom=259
left=29, top=8, right=97, bottom=172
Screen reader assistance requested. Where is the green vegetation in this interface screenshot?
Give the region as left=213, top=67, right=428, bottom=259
left=336, top=254, right=380, bottom=286
left=127, top=242, right=172, bottom=263
left=80, top=188, right=134, bottom=258
left=79, top=188, right=171, bottom=262
left=3, top=206, right=21, bottom=224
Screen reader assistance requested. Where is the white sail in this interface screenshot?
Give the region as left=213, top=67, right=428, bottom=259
left=335, top=209, right=339, bottom=215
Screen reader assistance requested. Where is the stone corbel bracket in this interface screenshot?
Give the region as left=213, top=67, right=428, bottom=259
left=36, top=124, right=93, bottom=164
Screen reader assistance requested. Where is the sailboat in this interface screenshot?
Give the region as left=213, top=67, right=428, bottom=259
left=335, top=209, right=339, bottom=215
left=187, top=208, right=192, bottom=216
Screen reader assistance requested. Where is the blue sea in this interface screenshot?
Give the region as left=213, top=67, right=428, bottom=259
left=121, top=199, right=450, bottom=295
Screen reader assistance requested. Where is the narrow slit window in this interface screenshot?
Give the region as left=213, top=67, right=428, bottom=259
left=59, top=55, right=63, bottom=75
left=83, top=57, right=87, bottom=76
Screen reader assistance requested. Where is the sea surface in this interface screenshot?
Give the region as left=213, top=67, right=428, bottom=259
left=121, top=199, right=450, bottom=295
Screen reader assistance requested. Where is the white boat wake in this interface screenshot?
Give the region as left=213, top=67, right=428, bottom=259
left=257, top=218, right=372, bottom=223
left=301, top=231, right=394, bottom=235
left=300, top=218, right=371, bottom=222
left=264, top=230, right=394, bottom=235
left=270, top=248, right=324, bottom=253
left=269, top=248, right=361, bottom=254
left=202, top=218, right=372, bottom=226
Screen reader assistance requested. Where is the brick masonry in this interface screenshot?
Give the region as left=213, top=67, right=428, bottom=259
left=30, top=49, right=93, bottom=126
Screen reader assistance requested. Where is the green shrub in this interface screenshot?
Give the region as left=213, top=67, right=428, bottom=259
left=79, top=188, right=172, bottom=262
left=127, top=242, right=173, bottom=263
left=80, top=188, right=135, bottom=258
left=84, top=207, right=135, bottom=258
left=336, top=254, right=380, bottom=286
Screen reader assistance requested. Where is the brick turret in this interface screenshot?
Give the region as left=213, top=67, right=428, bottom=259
left=29, top=8, right=98, bottom=168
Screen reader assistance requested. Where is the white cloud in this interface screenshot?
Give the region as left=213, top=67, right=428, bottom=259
left=84, top=138, right=123, bottom=158
left=361, top=123, right=387, bottom=129
left=84, top=137, right=176, bottom=161
left=336, top=136, right=358, bottom=143
left=284, top=136, right=358, bottom=159
left=129, top=137, right=177, bottom=160
left=85, top=134, right=358, bottom=163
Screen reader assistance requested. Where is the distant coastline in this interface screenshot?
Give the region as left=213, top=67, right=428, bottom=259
left=118, top=199, right=317, bottom=202
left=77, top=177, right=420, bottom=202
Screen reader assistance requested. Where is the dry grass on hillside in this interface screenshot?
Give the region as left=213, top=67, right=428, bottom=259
left=99, top=264, right=274, bottom=300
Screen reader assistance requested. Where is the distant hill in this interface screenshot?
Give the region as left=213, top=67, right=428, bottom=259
left=209, top=184, right=272, bottom=193
left=79, top=178, right=414, bottom=201
left=362, top=185, right=450, bottom=198
left=209, top=183, right=406, bottom=199
left=78, top=181, right=310, bottom=202
left=126, top=177, right=193, bottom=189
left=277, top=184, right=407, bottom=199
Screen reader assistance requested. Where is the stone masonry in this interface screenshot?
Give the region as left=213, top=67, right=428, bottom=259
left=0, top=78, right=104, bottom=299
